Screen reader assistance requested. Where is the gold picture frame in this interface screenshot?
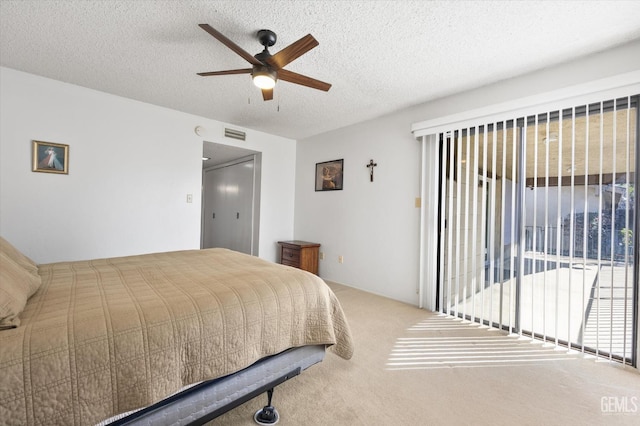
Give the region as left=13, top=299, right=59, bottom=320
left=32, top=141, right=69, bottom=174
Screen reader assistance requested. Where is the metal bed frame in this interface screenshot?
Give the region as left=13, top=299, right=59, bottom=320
left=101, top=345, right=326, bottom=426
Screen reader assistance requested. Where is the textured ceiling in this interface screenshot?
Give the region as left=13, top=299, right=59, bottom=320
left=1, top=0, right=640, bottom=140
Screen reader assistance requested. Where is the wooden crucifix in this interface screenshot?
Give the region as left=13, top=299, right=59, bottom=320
left=366, top=159, right=377, bottom=182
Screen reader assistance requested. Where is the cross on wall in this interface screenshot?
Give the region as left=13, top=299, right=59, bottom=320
left=366, top=159, right=377, bottom=182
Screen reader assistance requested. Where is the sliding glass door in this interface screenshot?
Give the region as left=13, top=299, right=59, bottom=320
left=437, top=96, right=638, bottom=364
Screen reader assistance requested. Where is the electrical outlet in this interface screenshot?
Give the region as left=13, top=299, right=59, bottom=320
left=338, top=255, right=344, bottom=264
left=319, top=252, right=324, bottom=260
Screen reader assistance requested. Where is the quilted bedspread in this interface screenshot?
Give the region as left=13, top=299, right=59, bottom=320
left=0, top=248, right=354, bottom=425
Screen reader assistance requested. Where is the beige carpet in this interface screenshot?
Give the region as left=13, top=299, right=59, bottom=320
left=211, top=282, right=640, bottom=425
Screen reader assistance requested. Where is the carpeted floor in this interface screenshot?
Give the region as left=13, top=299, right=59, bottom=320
left=211, top=282, right=640, bottom=425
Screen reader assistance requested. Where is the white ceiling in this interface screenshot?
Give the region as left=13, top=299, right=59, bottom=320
left=1, top=0, right=640, bottom=141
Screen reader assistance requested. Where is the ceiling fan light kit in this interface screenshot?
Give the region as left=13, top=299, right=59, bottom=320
left=252, top=66, right=277, bottom=89
left=197, top=24, right=331, bottom=101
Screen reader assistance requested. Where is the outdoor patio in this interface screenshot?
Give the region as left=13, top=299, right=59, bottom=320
left=448, top=253, right=634, bottom=360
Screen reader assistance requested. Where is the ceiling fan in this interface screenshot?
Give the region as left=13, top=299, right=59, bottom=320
left=197, top=24, right=332, bottom=101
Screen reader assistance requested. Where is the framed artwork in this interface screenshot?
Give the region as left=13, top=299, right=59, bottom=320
left=32, top=141, right=69, bottom=174
left=315, top=159, right=344, bottom=191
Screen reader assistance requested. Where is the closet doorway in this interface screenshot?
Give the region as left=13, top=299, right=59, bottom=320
left=201, top=142, right=261, bottom=255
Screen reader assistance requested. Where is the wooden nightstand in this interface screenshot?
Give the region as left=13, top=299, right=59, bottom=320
left=277, top=240, right=321, bottom=275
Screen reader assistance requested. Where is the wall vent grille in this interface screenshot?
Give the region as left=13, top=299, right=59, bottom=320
left=225, top=128, right=246, bottom=141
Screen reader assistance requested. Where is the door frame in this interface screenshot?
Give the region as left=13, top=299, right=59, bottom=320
left=201, top=152, right=261, bottom=256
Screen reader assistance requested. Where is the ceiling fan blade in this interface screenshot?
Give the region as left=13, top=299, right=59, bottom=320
left=278, top=69, right=331, bottom=92
left=264, top=34, right=318, bottom=69
left=262, top=88, right=274, bottom=101
left=199, top=24, right=263, bottom=66
left=197, top=68, right=252, bottom=77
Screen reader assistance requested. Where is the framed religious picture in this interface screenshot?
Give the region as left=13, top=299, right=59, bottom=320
left=315, top=159, right=343, bottom=191
left=32, top=141, right=69, bottom=174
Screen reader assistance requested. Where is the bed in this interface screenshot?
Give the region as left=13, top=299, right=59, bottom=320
left=0, top=238, right=354, bottom=425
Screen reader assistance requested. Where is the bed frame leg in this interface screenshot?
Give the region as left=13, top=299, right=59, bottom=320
left=253, top=388, right=279, bottom=425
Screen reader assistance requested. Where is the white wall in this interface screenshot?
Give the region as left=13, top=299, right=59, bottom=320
left=0, top=67, right=296, bottom=263
left=294, top=39, right=640, bottom=306
left=524, top=185, right=601, bottom=228
left=295, top=114, right=422, bottom=305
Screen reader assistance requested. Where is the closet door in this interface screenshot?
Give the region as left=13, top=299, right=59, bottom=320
left=202, top=159, right=255, bottom=254
left=203, top=166, right=229, bottom=249
left=227, top=160, right=254, bottom=254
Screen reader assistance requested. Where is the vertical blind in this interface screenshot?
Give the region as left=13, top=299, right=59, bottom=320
left=437, top=95, right=638, bottom=364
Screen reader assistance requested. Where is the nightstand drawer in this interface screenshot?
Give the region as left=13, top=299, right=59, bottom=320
left=281, top=258, right=299, bottom=268
left=281, top=247, right=300, bottom=263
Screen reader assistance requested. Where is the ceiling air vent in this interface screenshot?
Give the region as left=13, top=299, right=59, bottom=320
left=225, top=128, right=246, bottom=141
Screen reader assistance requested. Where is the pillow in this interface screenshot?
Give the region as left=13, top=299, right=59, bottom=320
left=0, top=236, right=39, bottom=278
left=0, top=252, right=41, bottom=329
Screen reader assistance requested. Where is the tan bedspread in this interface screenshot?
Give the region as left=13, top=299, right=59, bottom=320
left=0, top=248, right=353, bottom=425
